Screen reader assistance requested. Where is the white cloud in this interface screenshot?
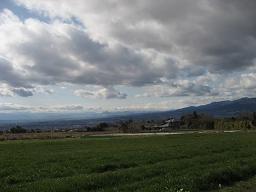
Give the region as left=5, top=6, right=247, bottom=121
left=74, top=86, right=127, bottom=99
left=0, top=83, right=14, bottom=97
left=240, top=73, right=256, bottom=89
left=0, top=103, right=31, bottom=111
left=0, top=103, right=85, bottom=112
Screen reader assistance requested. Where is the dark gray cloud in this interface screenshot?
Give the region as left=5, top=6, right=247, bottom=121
left=137, top=80, right=218, bottom=98
left=15, top=0, right=256, bottom=73
left=0, top=58, right=34, bottom=97
left=0, top=58, right=30, bottom=88
left=113, top=1, right=254, bottom=72
left=181, top=0, right=256, bottom=72
left=170, top=83, right=217, bottom=97
left=114, top=0, right=256, bottom=72
left=13, top=88, right=33, bottom=97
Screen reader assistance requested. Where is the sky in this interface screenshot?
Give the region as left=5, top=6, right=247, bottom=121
left=0, top=0, right=256, bottom=113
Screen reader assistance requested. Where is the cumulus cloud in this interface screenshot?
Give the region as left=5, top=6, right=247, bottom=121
left=0, top=8, right=180, bottom=91
left=15, top=0, right=256, bottom=72
left=136, top=80, right=218, bottom=98
left=0, top=83, right=54, bottom=98
left=12, top=88, right=33, bottom=97
left=74, top=86, right=127, bottom=99
left=0, top=0, right=256, bottom=105
left=0, top=83, right=33, bottom=97
left=0, top=57, right=30, bottom=88
left=0, top=84, right=14, bottom=97
left=240, top=74, right=256, bottom=89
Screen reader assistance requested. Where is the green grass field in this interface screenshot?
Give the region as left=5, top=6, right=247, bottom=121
left=1, top=132, right=256, bottom=192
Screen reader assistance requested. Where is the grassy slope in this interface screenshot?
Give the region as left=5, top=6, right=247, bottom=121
left=1, top=132, right=256, bottom=192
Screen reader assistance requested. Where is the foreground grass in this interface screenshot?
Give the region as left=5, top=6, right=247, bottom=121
left=215, top=176, right=256, bottom=192
left=1, top=132, right=256, bottom=192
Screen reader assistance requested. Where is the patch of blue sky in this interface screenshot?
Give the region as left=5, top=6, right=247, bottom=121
left=0, top=0, right=85, bottom=29
left=0, top=0, right=50, bottom=22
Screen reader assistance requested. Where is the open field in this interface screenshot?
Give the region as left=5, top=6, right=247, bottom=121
left=1, top=132, right=256, bottom=191
left=0, top=131, right=113, bottom=141
left=0, top=130, right=241, bottom=141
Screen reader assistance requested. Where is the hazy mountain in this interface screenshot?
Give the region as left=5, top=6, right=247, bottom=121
left=1, top=97, right=256, bottom=130
left=121, top=97, right=256, bottom=120
left=167, top=97, right=256, bottom=118
left=0, top=111, right=148, bottom=122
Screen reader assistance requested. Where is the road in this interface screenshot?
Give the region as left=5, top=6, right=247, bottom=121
left=92, top=130, right=241, bottom=137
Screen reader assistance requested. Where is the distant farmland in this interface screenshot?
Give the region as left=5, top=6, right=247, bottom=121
left=1, top=132, right=256, bottom=191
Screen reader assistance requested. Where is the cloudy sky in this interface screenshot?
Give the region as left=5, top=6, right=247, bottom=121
left=0, top=0, right=256, bottom=113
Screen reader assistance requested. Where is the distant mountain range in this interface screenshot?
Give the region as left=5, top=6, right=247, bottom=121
left=0, top=97, right=256, bottom=129
left=123, top=97, right=256, bottom=120
left=161, top=97, right=256, bottom=118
